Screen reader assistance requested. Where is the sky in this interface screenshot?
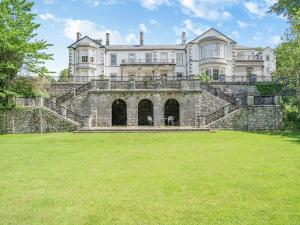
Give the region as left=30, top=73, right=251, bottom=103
left=33, top=0, right=289, bottom=75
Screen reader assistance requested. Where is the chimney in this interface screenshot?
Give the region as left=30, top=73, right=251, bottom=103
left=76, top=32, right=82, bottom=41
left=140, top=31, right=144, bottom=46
left=182, top=32, right=186, bottom=45
left=106, top=33, right=110, bottom=45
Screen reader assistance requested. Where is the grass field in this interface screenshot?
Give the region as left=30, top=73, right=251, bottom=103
left=0, top=131, right=299, bottom=225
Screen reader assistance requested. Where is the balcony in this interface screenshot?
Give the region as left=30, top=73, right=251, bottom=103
left=121, top=59, right=176, bottom=66
left=236, top=55, right=263, bottom=61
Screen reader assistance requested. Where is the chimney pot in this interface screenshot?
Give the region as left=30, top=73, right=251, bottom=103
left=182, top=32, right=186, bottom=45
left=140, top=31, right=144, bottom=46
left=106, top=33, right=110, bottom=45
left=76, top=32, right=82, bottom=41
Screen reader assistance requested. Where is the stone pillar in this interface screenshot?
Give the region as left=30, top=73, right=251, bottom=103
left=153, top=95, right=164, bottom=126
left=7, top=96, right=16, bottom=107
left=35, top=96, right=44, bottom=107
left=91, top=80, right=97, bottom=90
left=127, top=96, right=138, bottom=126
left=224, top=105, right=229, bottom=116
left=197, top=116, right=206, bottom=127
left=61, top=107, right=67, bottom=117
left=83, top=116, right=91, bottom=128
left=247, top=96, right=254, bottom=106
left=275, top=96, right=282, bottom=105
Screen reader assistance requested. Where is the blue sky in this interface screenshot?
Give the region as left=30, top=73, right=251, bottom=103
left=33, top=0, right=288, bottom=75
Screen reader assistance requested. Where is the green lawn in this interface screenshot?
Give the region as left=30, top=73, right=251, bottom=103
left=0, top=131, right=299, bottom=225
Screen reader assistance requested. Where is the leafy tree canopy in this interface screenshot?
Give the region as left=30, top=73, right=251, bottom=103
left=0, top=0, right=53, bottom=91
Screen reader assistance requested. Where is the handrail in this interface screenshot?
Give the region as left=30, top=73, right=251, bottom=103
left=56, top=82, right=92, bottom=104
left=200, top=96, right=248, bottom=125
left=43, top=97, right=87, bottom=125
left=200, top=84, right=236, bottom=103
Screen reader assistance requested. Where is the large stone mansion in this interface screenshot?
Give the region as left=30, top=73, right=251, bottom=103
left=1, top=28, right=282, bottom=133
left=68, top=28, right=276, bottom=83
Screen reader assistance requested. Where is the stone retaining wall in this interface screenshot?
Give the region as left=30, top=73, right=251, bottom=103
left=207, top=105, right=282, bottom=130
left=0, top=107, right=78, bottom=134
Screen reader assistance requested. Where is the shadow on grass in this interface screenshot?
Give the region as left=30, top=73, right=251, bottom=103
left=243, top=130, right=300, bottom=145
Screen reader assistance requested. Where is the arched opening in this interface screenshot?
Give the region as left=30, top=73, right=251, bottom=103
left=112, top=99, right=127, bottom=126
left=138, top=99, right=154, bottom=126
left=164, top=99, right=180, bottom=126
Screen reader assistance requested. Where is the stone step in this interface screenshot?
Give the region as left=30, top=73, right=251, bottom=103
left=76, top=126, right=211, bottom=133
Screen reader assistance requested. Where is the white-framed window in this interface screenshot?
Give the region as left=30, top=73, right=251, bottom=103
left=200, top=42, right=225, bottom=60
left=128, top=53, right=136, bottom=63
left=90, top=57, right=94, bottom=63
left=176, top=53, right=183, bottom=66
left=160, top=52, right=168, bottom=62
left=110, top=54, right=117, bottom=66
left=266, top=55, right=270, bottom=61
left=82, top=56, right=88, bottom=62
left=145, top=53, right=152, bottom=63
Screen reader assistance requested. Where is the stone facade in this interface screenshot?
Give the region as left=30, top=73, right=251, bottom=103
left=0, top=107, right=78, bottom=134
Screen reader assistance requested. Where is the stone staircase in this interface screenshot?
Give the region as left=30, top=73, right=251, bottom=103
left=197, top=96, right=248, bottom=127
left=200, top=84, right=236, bottom=103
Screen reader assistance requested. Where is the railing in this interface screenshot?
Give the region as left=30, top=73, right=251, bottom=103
left=254, top=96, right=275, bottom=105
left=49, top=75, right=273, bottom=84
left=43, top=98, right=87, bottom=126
left=236, top=55, right=263, bottom=61
left=204, top=96, right=248, bottom=125
left=200, top=84, right=236, bottom=103
left=56, top=82, right=92, bottom=104
left=121, top=59, right=175, bottom=65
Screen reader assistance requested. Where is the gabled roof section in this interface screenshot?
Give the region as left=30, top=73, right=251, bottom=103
left=187, top=28, right=237, bottom=45
left=259, top=46, right=275, bottom=53
left=67, top=36, right=105, bottom=49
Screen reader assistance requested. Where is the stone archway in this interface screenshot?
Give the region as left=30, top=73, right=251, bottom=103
left=112, top=99, right=127, bottom=126
left=164, top=99, right=180, bottom=126
left=138, top=99, right=154, bottom=126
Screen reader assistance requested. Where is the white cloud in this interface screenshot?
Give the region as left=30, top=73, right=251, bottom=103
left=237, top=20, right=248, bottom=28
left=270, top=35, right=282, bottom=46
left=139, top=0, right=170, bottom=10
left=86, top=0, right=100, bottom=6
left=139, top=23, right=148, bottom=32
left=149, top=19, right=160, bottom=26
left=63, top=18, right=121, bottom=44
left=244, top=2, right=265, bottom=17
left=63, top=18, right=142, bottom=45
left=174, top=19, right=208, bottom=43
left=178, top=0, right=237, bottom=21
left=124, top=33, right=139, bottom=44
left=43, top=0, right=56, bottom=4
left=39, top=13, right=61, bottom=23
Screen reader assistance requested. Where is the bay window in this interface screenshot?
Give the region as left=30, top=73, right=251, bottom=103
left=200, top=42, right=226, bottom=60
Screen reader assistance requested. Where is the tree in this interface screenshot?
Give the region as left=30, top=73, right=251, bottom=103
left=58, top=69, right=69, bottom=82
left=269, top=0, right=300, bottom=33
left=269, top=0, right=300, bottom=122
left=0, top=0, right=52, bottom=93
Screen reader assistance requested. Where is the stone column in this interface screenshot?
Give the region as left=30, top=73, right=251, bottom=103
left=35, top=96, right=44, bottom=107
left=153, top=94, right=164, bottom=126
left=61, top=107, right=67, bottom=117
left=247, top=96, right=254, bottom=106
left=127, top=96, right=138, bottom=126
